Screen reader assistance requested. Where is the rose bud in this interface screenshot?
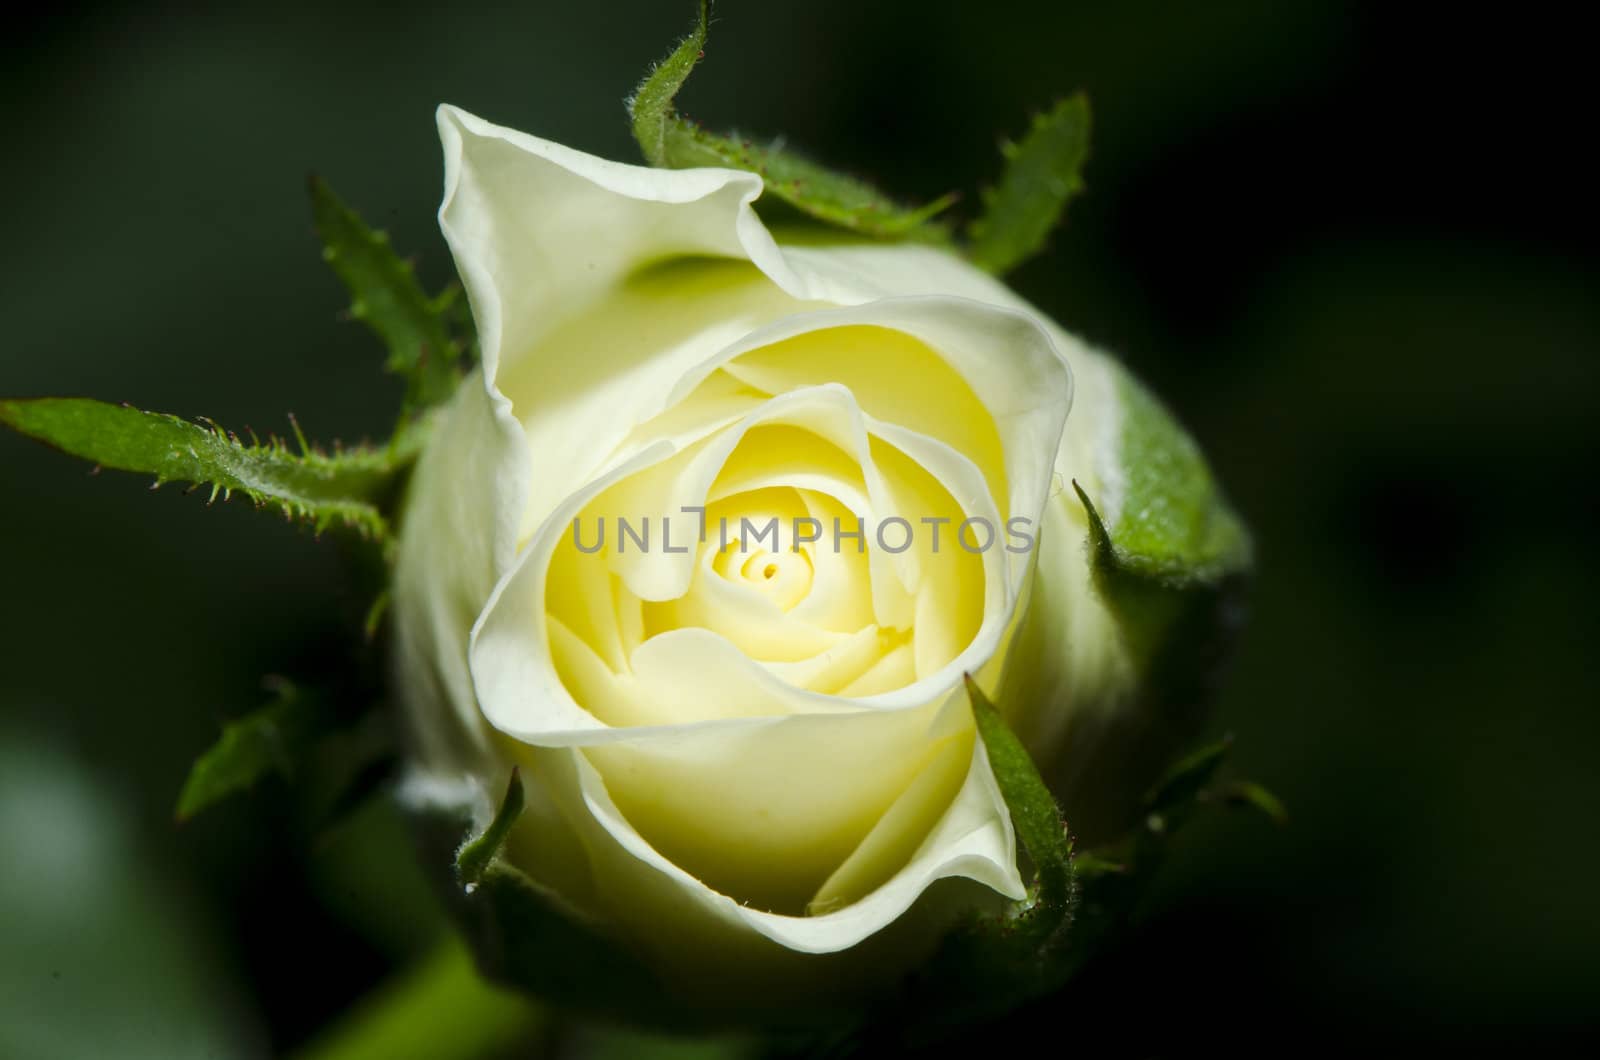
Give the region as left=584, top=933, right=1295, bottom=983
left=392, top=106, right=1249, bottom=1027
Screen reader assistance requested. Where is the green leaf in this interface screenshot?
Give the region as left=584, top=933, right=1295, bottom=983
left=0, top=397, right=410, bottom=544
left=1070, top=739, right=1285, bottom=940
left=310, top=175, right=462, bottom=413
left=1144, top=733, right=1232, bottom=821
left=965, top=674, right=1073, bottom=912
left=967, top=95, right=1092, bottom=274
left=456, top=769, right=525, bottom=888
left=176, top=678, right=330, bottom=820
left=1083, top=735, right=1280, bottom=876
left=1070, top=852, right=1129, bottom=879
left=362, top=590, right=391, bottom=642
left=1218, top=779, right=1290, bottom=826
left=628, top=3, right=955, bottom=241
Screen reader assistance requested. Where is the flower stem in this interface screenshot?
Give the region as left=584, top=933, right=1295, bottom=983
left=291, top=938, right=546, bottom=1060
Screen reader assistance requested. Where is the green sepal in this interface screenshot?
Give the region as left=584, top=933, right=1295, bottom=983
left=309, top=175, right=464, bottom=415
left=455, top=769, right=525, bottom=888
left=628, top=3, right=955, bottom=241
left=1034, top=364, right=1252, bottom=847
left=627, top=0, right=708, bottom=168
left=1091, top=364, right=1253, bottom=587
left=866, top=679, right=1081, bottom=1046
left=0, top=397, right=416, bottom=546
left=966, top=674, right=1073, bottom=915
left=967, top=95, right=1092, bottom=274
left=1070, top=364, right=1251, bottom=702
left=175, top=678, right=331, bottom=821
left=666, top=123, right=959, bottom=240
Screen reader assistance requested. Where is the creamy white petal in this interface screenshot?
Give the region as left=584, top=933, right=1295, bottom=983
left=473, top=362, right=1061, bottom=744
left=574, top=717, right=1025, bottom=953
left=391, top=374, right=528, bottom=770
left=438, top=106, right=813, bottom=543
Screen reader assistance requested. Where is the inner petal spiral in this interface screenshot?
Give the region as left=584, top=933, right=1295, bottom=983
left=543, top=385, right=993, bottom=728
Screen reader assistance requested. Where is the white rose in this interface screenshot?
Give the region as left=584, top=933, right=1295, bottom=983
left=392, top=106, right=1226, bottom=1017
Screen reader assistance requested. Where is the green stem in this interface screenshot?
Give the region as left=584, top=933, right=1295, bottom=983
left=292, top=938, right=546, bottom=1060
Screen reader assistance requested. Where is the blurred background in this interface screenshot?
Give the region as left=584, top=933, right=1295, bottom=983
left=3, top=1, right=1595, bottom=1055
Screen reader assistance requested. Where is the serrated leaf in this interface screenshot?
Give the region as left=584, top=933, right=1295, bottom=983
left=0, top=397, right=409, bottom=545
left=628, top=2, right=954, bottom=240
left=968, top=94, right=1092, bottom=274
left=966, top=674, right=1073, bottom=912
left=310, top=175, right=462, bottom=412
left=456, top=769, right=525, bottom=888
left=176, top=679, right=328, bottom=820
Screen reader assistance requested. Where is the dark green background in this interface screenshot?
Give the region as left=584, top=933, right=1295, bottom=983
left=3, top=1, right=1595, bottom=1054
